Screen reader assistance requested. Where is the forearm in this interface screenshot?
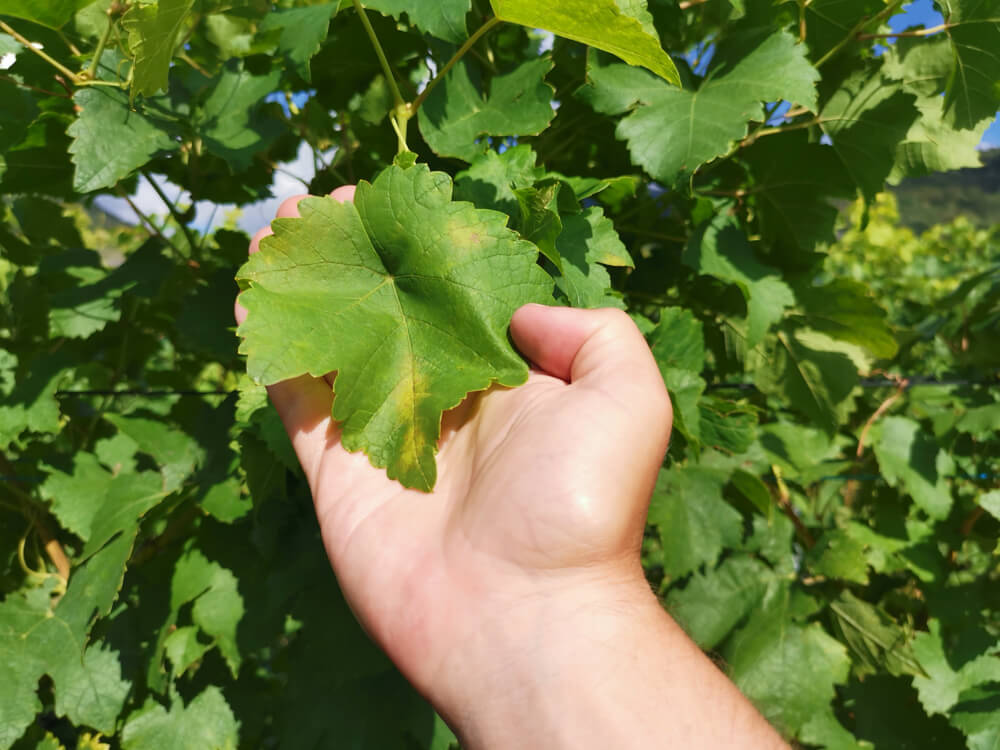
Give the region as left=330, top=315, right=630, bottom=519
left=434, top=573, right=789, bottom=749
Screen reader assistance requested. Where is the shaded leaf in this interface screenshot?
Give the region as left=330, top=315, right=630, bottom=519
left=418, top=58, right=555, bottom=162
left=68, top=86, right=178, bottom=193
left=912, top=621, right=1000, bottom=715
left=196, top=61, right=283, bottom=173
left=684, top=211, right=793, bottom=348
left=726, top=597, right=850, bottom=736
left=581, top=30, right=818, bottom=185
left=364, top=0, right=470, bottom=43
left=0, top=0, right=98, bottom=28
left=454, top=145, right=543, bottom=215
left=666, top=554, right=771, bottom=649
left=123, top=0, right=195, bottom=97
left=873, top=416, right=955, bottom=519
left=752, top=328, right=858, bottom=434
left=121, top=686, right=239, bottom=750
left=829, top=591, right=926, bottom=678
left=259, top=3, right=338, bottom=82
left=797, top=278, right=898, bottom=359
left=647, top=465, right=743, bottom=578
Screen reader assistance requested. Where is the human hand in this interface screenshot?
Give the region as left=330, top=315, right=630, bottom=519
left=236, top=187, right=786, bottom=749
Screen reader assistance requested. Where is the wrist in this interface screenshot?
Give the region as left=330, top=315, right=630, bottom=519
left=430, top=565, right=667, bottom=746
left=426, top=564, right=788, bottom=749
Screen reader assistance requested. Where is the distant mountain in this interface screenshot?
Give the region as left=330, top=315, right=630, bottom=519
left=891, top=149, right=1000, bottom=233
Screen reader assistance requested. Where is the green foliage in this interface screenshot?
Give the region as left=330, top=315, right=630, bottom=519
left=1, top=0, right=999, bottom=746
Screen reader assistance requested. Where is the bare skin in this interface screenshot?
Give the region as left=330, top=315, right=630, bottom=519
left=235, top=186, right=789, bottom=749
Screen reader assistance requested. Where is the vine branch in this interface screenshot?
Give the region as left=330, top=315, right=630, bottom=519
left=856, top=23, right=953, bottom=40
left=771, top=464, right=816, bottom=549
left=0, top=19, right=126, bottom=88
left=843, top=376, right=909, bottom=506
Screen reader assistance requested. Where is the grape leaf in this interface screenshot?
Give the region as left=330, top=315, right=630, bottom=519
left=803, top=0, right=883, bottom=63
left=121, top=687, right=239, bottom=750
left=829, top=591, right=925, bottom=678
left=649, top=308, right=706, bottom=442
left=0, top=352, right=71, bottom=445
left=580, top=30, right=818, bottom=185
left=912, top=621, right=1000, bottom=715
left=743, top=134, right=855, bottom=259
left=891, top=96, right=989, bottom=180
left=650, top=307, right=705, bottom=373
left=164, top=626, right=211, bottom=677
left=726, top=596, right=850, bottom=736
left=259, top=3, right=338, bottom=82
left=980, top=490, right=1000, bottom=520
left=236, top=160, right=553, bottom=491
left=647, top=465, right=743, bottom=578
left=666, top=555, right=771, bottom=649
left=490, top=0, right=679, bottom=84
left=873, top=416, right=955, bottom=520
left=951, top=687, right=1000, bottom=750
left=169, top=548, right=245, bottom=676
left=819, top=66, right=918, bottom=202
left=122, top=0, right=195, bottom=97
left=418, top=58, right=555, bottom=162
left=40, top=452, right=113, bottom=541
left=364, top=0, right=470, bottom=43
left=941, top=0, right=1000, bottom=129
left=684, top=211, right=793, bottom=348
left=79, top=471, right=167, bottom=560
left=68, top=86, right=178, bottom=193
left=105, top=412, right=202, bottom=493
left=195, top=61, right=283, bottom=173
left=807, top=529, right=870, bottom=584
left=454, top=145, right=544, bottom=216
left=614, top=0, right=658, bottom=37
left=551, top=206, right=632, bottom=308
left=752, top=328, right=858, bottom=435
left=0, top=584, right=130, bottom=750
left=0, top=0, right=98, bottom=29
left=883, top=39, right=990, bottom=177
left=698, top=397, right=757, bottom=453
left=796, top=278, right=898, bottom=359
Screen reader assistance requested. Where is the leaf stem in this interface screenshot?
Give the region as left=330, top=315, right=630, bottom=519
left=0, top=20, right=80, bottom=82
left=410, top=16, right=504, bottom=115
left=141, top=169, right=199, bottom=258
left=352, top=0, right=411, bottom=152
left=770, top=464, right=816, bottom=549
left=352, top=0, right=405, bottom=110
left=856, top=23, right=953, bottom=40
left=740, top=116, right=824, bottom=147
left=84, top=8, right=116, bottom=80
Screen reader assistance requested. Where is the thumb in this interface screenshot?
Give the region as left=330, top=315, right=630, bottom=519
left=510, top=303, right=671, bottom=415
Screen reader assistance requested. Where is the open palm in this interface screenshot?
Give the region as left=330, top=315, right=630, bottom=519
left=235, top=187, right=672, bottom=709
